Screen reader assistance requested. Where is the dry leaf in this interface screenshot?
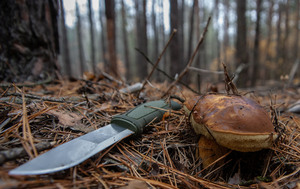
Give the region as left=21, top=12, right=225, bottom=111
left=120, top=180, right=149, bottom=189
left=47, top=110, right=92, bottom=133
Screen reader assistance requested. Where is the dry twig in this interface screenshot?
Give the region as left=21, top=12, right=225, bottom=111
left=137, top=29, right=177, bottom=98
left=162, top=16, right=211, bottom=97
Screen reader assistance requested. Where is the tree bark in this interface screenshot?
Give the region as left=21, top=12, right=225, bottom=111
left=75, top=2, right=85, bottom=77
left=88, top=0, right=96, bottom=74
left=135, top=0, right=148, bottom=80
left=251, top=0, right=262, bottom=87
left=60, top=0, right=71, bottom=78
left=0, top=0, right=59, bottom=82
left=235, top=0, right=249, bottom=87
left=121, top=0, right=131, bottom=81
left=105, top=0, right=118, bottom=78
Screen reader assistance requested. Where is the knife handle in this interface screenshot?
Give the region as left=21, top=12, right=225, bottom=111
left=111, top=100, right=181, bottom=134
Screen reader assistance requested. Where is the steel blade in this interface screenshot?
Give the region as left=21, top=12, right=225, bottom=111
left=9, top=124, right=133, bottom=175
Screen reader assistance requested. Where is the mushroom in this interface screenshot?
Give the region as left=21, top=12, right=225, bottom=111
left=184, top=94, right=278, bottom=167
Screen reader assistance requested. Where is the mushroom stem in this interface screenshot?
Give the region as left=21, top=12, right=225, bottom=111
left=198, top=136, right=230, bottom=169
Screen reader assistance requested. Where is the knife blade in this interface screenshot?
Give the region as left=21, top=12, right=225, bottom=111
left=9, top=100, right=181, bottom=175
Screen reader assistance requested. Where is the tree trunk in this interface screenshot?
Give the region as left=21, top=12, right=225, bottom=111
left=179, top=0, right=184, bottom=64
left=0, top=0, right=59, bottom=82
left=59, top=0, right=71, bottom=78
left=178, top=0, right=185, bottom=80
left=214, top=0, right=221, bottom=80
left=135, top=0, right=148, bottom=80
left=152, top=0, right=160, bottom=81
left=235, top=0, right=249, bottom=87
left=187, top=0, right=196, bottom=63
left=223, top=0, right=230, bottom=64
left=105, top=0, right=118, bottom=78
left=293, top=0, right=299, bottom=61
left=151, top=0, right=159, bottom=65
left=170, top=0, right=179, bottom=77
left=88, top=0, right=96, bottom=74
left=195, top=0, right=201, bottom=92
left=276, top=3, right=283, bottom=78
left=251, top=0, right=262, bottom=87
left=160, top=0, right=167, bottom=78
left=283, top=0, right=290, bottom=64
left=75, top=2, right=85, bottom=77
left=99, top=0, right=108, bottom=69
left=186, top=0, right=196, bottom=84
left=170, top=0, right=185, bottom=80
left=121, top=0, right=131, bottom=81
left=263, top=0, right=274, bottom=82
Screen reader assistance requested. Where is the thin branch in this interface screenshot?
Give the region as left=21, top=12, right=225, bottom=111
left=135, top=49, right=200, bottom=95
left=4, top=93, right=69, bottom=103
left=137, top=29, right=177, bottom=97
left=0, top=142, right=55, bottom=165
left=188, top=67, right=223, bottom=74
left=222, top=62, right=239, bottom=95
left=162, top=16, right=211, bottom=98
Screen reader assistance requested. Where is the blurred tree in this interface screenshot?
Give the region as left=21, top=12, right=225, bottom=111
left=135, top=0, right=148, bottom=80
left=187, top=0, right=196, bottom=66
left=251, top=0, right=262, bottom=86
left=99, top=0, right=108, bottom=69
left=105, top=0, right=119, bottom=78
left=170, top=0, right=184, bottom=80
left=178, top=0, right=184, bottom=65
left=293, top=0, right=299, bottom=61
left=60, top=0, right=71, bottom=78
left=75, top=2, right=85, bottom=76
left=186, top=0, right=196, bottom=84
left=235, top=0, right=249, bottom=87
left=151, top=0, right=159, bottom=71
left=263, top=0, right=274, bottom=82
left=195, top=0, right=201, bottom=92
left=159, top=0, right=167, bottom=78
left=276, top=3, right=283, bottom=75
left=0, top=0, right=59, bottom=82
left=214, top=0, right=221, bottom=80
left=222, top=0, right=230, bottom=64
left=88, top=0, right=96, bottom=74
left=170, top=0, right=179, bottom=78
left=121, top=0, right=131, bottom=80
left=282, top=0, right=290, bottom=66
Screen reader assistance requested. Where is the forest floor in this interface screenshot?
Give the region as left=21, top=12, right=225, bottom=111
left=0, top=75, right=299, bottom=189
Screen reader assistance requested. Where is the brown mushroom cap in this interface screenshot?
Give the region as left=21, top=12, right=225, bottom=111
left=184, top=94, right=278, bottom=152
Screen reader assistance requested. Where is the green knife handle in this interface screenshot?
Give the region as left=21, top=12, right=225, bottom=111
left=111, top=100, right=181, bottom=134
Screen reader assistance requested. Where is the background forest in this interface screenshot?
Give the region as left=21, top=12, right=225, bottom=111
left=59, top=0, right=300, bottom=89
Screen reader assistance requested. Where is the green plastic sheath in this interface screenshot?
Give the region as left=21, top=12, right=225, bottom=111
left=111, top=100, right=181, bottom=134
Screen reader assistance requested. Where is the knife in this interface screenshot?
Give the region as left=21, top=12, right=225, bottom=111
left=9, top=100, right=181, bottom=175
